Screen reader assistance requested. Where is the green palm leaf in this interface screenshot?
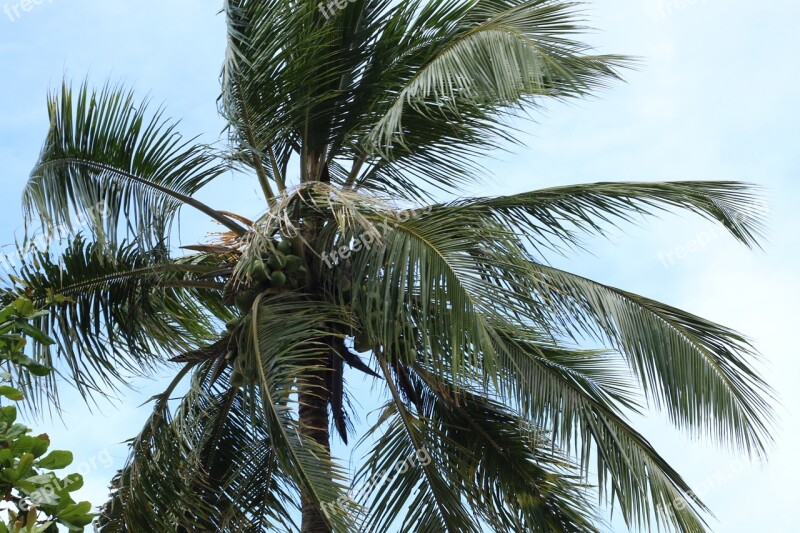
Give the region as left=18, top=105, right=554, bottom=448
left=24, top=82, right=245, bottom=245
left=311, top=191, right=767, bottom=530
left=525, top=263, right=773, bottom=455
left=97, top=360, right=297, bottom=532
left=2, top=235, right=230, bottom=407
left=491, top=329, right=710, bottom=531
left=362, top=0, right=628, bottom=151
left=356, top=380, right=478, bottom=532
left=240, top=295, right=357, bottom=532
left=452, top=180, right=767, bottom=254
left=358, top=362, right=604, bottom=532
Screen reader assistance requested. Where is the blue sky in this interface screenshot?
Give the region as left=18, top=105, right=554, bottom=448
left=1, top=1, right=798, bottom=531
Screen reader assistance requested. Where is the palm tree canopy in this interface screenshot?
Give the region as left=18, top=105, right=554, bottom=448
left=3, top=1, right=773, bottom=532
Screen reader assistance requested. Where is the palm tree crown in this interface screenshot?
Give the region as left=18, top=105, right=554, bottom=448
left=3, top=1, right=773, bottom=532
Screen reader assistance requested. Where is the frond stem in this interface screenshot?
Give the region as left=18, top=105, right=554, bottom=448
left=35, top=159, right=248, bottom=236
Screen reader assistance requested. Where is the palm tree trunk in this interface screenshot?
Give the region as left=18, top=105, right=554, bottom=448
left=299, top=365, right=332, bottom=533
left=298, top=197, right=333, bottom=533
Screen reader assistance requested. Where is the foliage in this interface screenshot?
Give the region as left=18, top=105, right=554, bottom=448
left=0, top=298, right=93, bottom=532
left=3, top=1, right=774, bottom=532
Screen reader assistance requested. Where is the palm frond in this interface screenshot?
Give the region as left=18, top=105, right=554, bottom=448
left=363, top=0, right=629, bottom=153
left=526, top=263, right=774, bottom=456
left=355, top=372, right=479, bottom=532
left=358, top=361, right=604, bottom=532
left=97, top=360, right=297, bottom=532
left=450, top=181, right=768, bottom=255
left=2, top=235, right=231, bottom=408
left=238, top=294, right=358, bottom=531
left=311, top=194, right=765, bottom=531
left=223, top=0, right=352, bottom=184
left=490, top=328, right=710, bottom=532
left=96, top=364, right=204, bottom=533
left=24, top=81, right=245, bottom=246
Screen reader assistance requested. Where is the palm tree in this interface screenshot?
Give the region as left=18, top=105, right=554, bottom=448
left=2, top=1, right=773, bottom=531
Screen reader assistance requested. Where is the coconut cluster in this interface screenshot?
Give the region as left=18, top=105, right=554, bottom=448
left=237, top=240, right=306, bottom=309
left=223, top=239, right=307, bottom=386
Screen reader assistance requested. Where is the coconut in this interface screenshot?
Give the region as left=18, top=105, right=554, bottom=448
left=235, top=291, right=257, bottom=313
left=277, top=240, right=293, bottom=255
left=354, top=332, right=371, bottom=353
left=230, top=370, right=246, bottom=388
left=284, top=254, right=303, bottom=273
left=251, top=262, right=270, bottom=283
left=268, top=252, right=287, bottom=270
left=270, top=271, right=287, bottom=289
left=225, top=318, right=241, bottom=332
left=222, top=282, right=236, bottom=305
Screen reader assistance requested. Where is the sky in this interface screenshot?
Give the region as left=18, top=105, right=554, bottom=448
left=1, top=1, right=799, bottom=531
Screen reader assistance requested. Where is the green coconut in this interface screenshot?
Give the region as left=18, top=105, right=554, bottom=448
left=225, top=318, right=241, bottom=332
left=222, top=282, right=236, bottom=305
left=230, top=370, right=246, bottom=388
left=235, top=291, right=257, bottom=313
left=270, top=271, right=287, bottom=289
left=268, top=252, right=287, bottom=270
left=284, top=254, right=303, bottom=273
left=251, top=262, right=270, bottom=283
left=354, top=331, right=371, bottom=353
left=277, top=240, right=293, bottom=255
